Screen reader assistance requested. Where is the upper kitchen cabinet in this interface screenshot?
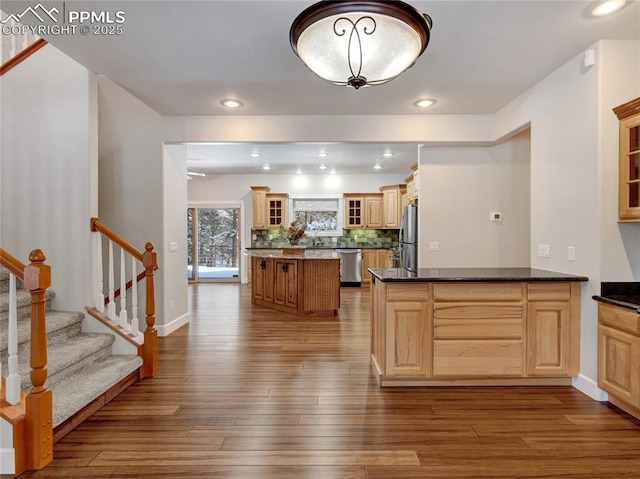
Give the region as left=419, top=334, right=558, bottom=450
left=380, top=184, right=407, bottom=228
left=251, top=186, right=287, bottom=229
left=266, top=193, right=287, bottom=228
left=344, top=194, right=383, bottom=229
left=405, top=162, right=419, bottom=205
left=613, top=97, right=640, bottom=222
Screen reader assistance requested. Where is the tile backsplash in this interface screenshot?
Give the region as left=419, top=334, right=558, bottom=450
left=251, top=228, right=399, bottom=248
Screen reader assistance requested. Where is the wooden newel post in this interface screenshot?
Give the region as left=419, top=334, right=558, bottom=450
left=23, top=249, right=53, bottom=470
left=139, top=242, right=158, bottom=379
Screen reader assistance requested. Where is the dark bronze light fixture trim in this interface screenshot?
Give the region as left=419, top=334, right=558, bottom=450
left=290, top=0, right=433, bottom=89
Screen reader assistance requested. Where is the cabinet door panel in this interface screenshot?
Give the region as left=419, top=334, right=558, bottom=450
left=365, top=196, right=383, bottom=228
left=252, top=258, right=265, bottom=300
left=527, top=302, right=570, bottom=376
left=263, top=259, right=274, bottom=302
left=598, top=324, right=640, bottom=406
left=385, top=301, right=431, bottom=377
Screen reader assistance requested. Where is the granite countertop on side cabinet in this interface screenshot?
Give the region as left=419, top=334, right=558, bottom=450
left=369, top=267, right=589, bottom=283
left=593, top=282, right=640, bottom=312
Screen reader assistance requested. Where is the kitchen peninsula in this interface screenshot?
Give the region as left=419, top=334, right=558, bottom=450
left=248, top=249, right=340, bottom=316
left=369, top=267, right=588, bottom=387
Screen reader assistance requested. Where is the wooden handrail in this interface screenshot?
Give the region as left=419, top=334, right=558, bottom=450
left=90, top=217, right=144, bottom=262
left=0, top=248, right=53, bottom=473
left=90, top=217, right=158, bottom=379
left=0, top=38, right=47, bottom=76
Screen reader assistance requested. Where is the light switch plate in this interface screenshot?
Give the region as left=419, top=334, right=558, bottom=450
left=429, top=241, right=440, bottom=252
left=537, top=244, right=550, bottom=258
left=169, top=242, right=178, bottom=252
left=568, top=246, right=575, bottom=261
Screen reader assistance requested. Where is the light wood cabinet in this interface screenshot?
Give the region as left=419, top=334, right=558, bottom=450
left=361, top=249, right=393, bottom=285
left=251, top=186, right=269, bottom=229
left=344, top=194, right=383, bottom=228
left=266, top=193, right=287, bottom=228
left=598, top=303, right=640, bottom=419
left=274, top=259, right=298, bottom=310
left=380, top=184, right=407, bottom=228
left=252, top=257, right=274, bottom=302
left=613, top=97, right=640, bottom=222
left=526, top=283, right=578, bottom=377
left=370, top=279, right=582, bottom=386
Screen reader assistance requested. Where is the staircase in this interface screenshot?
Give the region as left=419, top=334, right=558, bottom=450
left=0, top=267, right=142, bottom=430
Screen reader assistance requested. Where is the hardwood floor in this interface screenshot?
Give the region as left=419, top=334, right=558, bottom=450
left=20, top=284, right=640, bottom=478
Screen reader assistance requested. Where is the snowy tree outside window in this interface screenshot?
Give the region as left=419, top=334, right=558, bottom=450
left=290, top=197, right=342, bottom=235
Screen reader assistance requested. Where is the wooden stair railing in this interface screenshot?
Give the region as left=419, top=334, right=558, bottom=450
left=0, top=10, right=48, bottom=76
left=88, top=217, right=158, bottom=379
left=0, top=248, right=53, bottom=474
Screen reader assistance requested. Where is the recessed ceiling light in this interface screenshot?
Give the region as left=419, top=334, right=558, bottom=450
left=250, top=152, right=261, bottom=158
left=262, top=165, right=271, bottom=170
left=414, top=98, right=436, bottom=108
left=590, top=0, right=626, bottom=16
left=318, top=152, right=329, bottom=158
left=329, top=169, right=336, bottom=174
left=220, top=99, right=244, bottom=109
left=318, top=164, right=327, bottom=170
left=187, top=171, right=206, bottom=177
left=382, top=151, right=393, bottom=158
left=374, top=164, right=382, bottom=170
left=296, top=169, right=303, bottom=174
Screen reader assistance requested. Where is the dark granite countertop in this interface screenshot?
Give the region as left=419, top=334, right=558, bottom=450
left=368, top=267, right=589, bottom=283
left=593, top=282, right=640, bottom=313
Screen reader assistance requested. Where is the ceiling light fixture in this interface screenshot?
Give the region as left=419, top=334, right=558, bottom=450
left=329, top=169, right=337, bottom=174
left=220, top=99, right=243, bottom=109
left=262, top=165, right=271, bottom=170
left=414, top=98, right=436, bottom=108
left=382, top=151, right=393, bottom=158
left=290, top=0, right=433, bottom=89
left=373, top=164, right=382, bottom=170
left=318, top=151, right=329, bottom=158
left=296, top=169, right=303, bottom=174
left=187, top=171, right=206, bottom=177
left=319, top=164, right=327, bottom=170
left=250, top=152, right=261, bottom=158
left=590, top=0, right=626, bottom=16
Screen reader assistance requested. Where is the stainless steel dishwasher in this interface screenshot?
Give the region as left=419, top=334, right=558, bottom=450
left=337, top=249, right=362, bottom=287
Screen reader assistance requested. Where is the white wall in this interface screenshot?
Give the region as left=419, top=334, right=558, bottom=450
left=188, top=172, right=406, bottom=282
left=0, top=44, right=97, bottom=311
left=98, top=76, right=175, bottom=334
left=599, top=40, right=640, bottom=281
left=162, top=145, right=189, bottom=335
left=419, top=130, right=531, bottom=267
left=493, top=40, right=640, bottom=392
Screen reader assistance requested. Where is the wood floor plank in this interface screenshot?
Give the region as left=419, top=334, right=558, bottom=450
left=19, top=284, right=640, bottom=478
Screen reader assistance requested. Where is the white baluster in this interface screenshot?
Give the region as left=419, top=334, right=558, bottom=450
left=10, top=20, right=17, bottom=58
left=6, top=273, right=21, bottom=405
left=131, top=256, right=140, bottom=340
left=94, top=233, right=105, bottom=312
left=119, top=248, right=130, bottom=332
left=21, top=30, right=28, bottom=50
left=108, top=240, right=116, bottom=321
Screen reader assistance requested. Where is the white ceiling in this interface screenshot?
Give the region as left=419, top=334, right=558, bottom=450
left=6, top=0, right=639, bottom=174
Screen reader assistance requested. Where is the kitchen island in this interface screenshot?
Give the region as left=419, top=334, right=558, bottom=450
left=368, top=267, right=588, bottom=387
left=248, top=249, right=340, bottom=316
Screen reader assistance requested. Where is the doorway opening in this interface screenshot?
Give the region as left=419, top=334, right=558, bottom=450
left=187, top=207, right=241, bottom=282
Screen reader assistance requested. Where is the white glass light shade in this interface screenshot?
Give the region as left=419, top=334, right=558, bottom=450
left=291, top=1, right=432, bottom=89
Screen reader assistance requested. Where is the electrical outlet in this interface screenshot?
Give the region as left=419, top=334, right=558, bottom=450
left=429, top=241, right=440, bottom=252
left=568, top=246, right=575, bottom=261
left=169, top=241, right=178, bottom=252
left=537, top=244, right=550, bottom=258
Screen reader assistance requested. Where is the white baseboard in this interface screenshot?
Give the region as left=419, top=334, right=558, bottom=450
left=572, top=374, right=609, bottom=401
left=157, top=312, right=189, bottom=337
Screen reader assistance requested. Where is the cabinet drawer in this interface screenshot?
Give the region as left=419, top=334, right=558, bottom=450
left=433, top=340, right=524, bottom=376
left=433, top=304, right=524, bottom=339
left=433, top=283, right=523, bottom=302
left=598, top=303, right=640, bottom=335
left=387, top=283, right=429, bottom=301
left=527, top=283, right=571, bottom=301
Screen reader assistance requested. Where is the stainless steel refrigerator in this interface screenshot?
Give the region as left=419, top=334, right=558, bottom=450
left=399, top=204, right=418, bottom=272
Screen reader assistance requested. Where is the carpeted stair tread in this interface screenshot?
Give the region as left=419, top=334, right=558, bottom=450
left=18, top=333, right=115, bottom=390
left=50, top=354, right=143, bottom=426
left=0, top=310, right=84, bottom=355
left=0, top=288, right=55, bottom=316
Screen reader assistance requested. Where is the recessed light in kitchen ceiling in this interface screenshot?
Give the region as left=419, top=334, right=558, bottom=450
left=262, top=165, right=271, bottom=170
left=374, top=164, right=382, bottom=170
left=329, top=169, right=336, bottom=174
left=318, top=164, right=327, bottom=170
left=250, top=152, right=261, bottom=158
left=590, top=0, right=626, bottom=16
left=414, top=98, right=436, bottom=108
left=296, top=169, right=303, bottom=174
left=317, top=152, right=329, bottom=158
left=382, top=151, right=393, bottom=158
left=220, top=99, right=244, bottom=109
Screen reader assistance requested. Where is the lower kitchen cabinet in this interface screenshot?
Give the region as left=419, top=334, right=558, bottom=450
left=370, top=279, right=582, bottom=386
left=598, top=303, right=640, bottom=419
left=362, top=249, right=393, bottom=285
left=250, top=256, right=340, bottom=316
